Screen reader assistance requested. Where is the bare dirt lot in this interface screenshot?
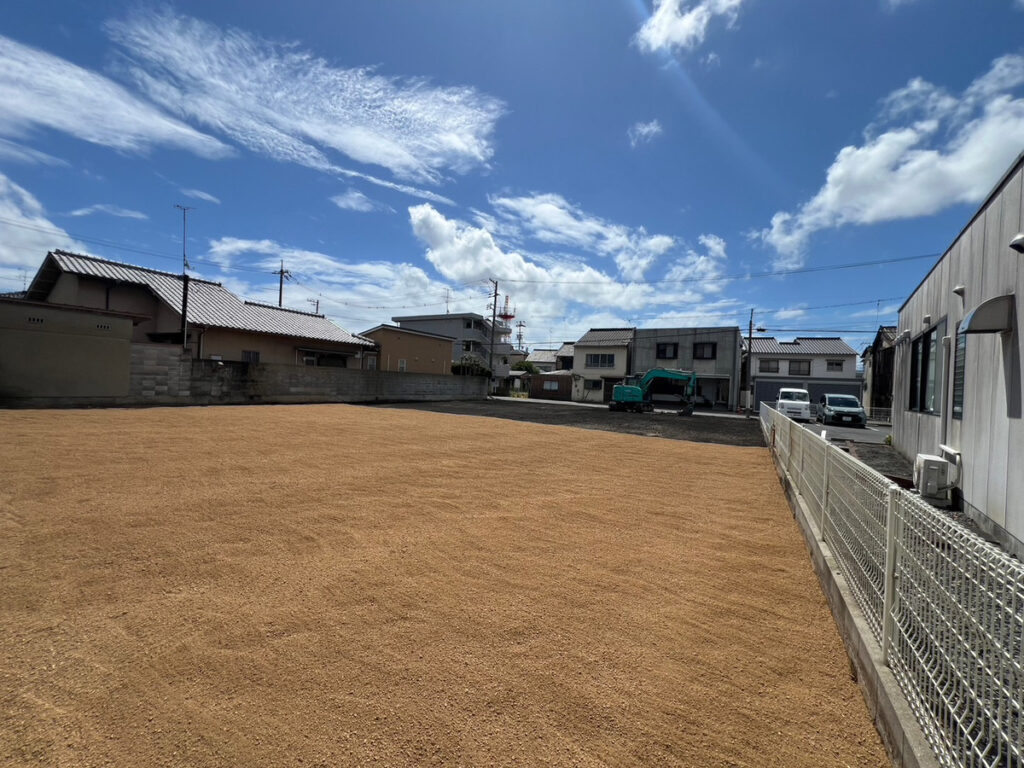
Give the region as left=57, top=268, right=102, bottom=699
left=376, top=399, right=765, bottom=447
left=1, top=405, right=885, bottom=767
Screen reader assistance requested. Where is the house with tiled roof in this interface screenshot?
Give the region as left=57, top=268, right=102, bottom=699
left=572, top=328, right=635, bottom=402
left=743, top=336, right=860, bottom=409
left=525, top=348, right=557, bottom=372
left=24, top=250, right=375, bottom=367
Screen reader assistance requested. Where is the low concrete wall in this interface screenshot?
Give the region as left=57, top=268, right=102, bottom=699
left=2, top=343, right=486, bottom=408
left=767, top=449, right=938, bottom=768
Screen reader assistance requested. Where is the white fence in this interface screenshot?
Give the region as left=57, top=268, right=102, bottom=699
left=760, top=405, right=1023, bottom=768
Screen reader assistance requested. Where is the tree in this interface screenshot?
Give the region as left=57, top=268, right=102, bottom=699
left=512, top=360, right=540, bottom=374
left=451, top=355, right=491, bottom=376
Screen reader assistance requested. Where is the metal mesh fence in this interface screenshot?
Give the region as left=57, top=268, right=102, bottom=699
left=760, top=404, right=1023, bottom=768
left=888, top=493, right=1023, bottom=768
left=823, top=447, right=891, bottom=644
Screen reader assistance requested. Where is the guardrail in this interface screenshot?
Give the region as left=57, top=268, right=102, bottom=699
left=759, top=405, right=1023, bottom=768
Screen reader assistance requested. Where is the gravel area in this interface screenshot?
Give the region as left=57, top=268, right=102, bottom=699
left=1, top=404, right=885, bottom=768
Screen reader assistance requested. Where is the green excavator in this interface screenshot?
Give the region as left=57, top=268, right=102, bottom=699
left=608, top=368, right=698, bottom=414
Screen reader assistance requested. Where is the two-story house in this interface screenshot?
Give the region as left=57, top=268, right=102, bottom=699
left=571, top=328, right=634, bottom=402
left=861, top=325, right=897, bottom=418
left=632, top=326, right=741, bottom=410
left=745, top=336, right=860, bottom=409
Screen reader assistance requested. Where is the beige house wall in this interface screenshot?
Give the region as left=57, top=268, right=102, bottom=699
left=48, top=273, right=169, bottom=341
left=0, top=301, right=132, bottom=398
left=364, top=328, right=453, bottom=374
left=572, top=344, right=628, bottom=401
left=198, top=327, right=368, bottom=367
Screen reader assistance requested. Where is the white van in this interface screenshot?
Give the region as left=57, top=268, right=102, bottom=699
left=776, top=388, right=812, bottom=421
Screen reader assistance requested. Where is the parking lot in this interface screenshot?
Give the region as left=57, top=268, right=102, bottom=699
left=799, top=417, right=892, bottom=445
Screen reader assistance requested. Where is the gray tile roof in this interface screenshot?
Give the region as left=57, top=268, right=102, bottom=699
left=45, top=251, right=373, bottom=346
left=556, top=342, right=574, bottom=357
left=575, top=328, right=635, bottom=347
left=526, top=349, right=558, bottom=364
left=746, top=336, right=857, bottom=356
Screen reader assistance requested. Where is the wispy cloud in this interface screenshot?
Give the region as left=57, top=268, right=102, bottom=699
left=488, top=192, right=676, bottom=281
left=181, top=188, right=220, bottom=205
left=628, top=119, right=664, bottom=148
left=0, top=138, right=67, bottom=166
left=69, top=203, right=148, bottom=220
left=105, top=10, right=505, bottom=189
left=0, top=34, right=230, bottom=159
left=773, top=307, right=807, bottom=320
left=635, top=0, right=746, bottom=54
left=758, top=53, right=1024, bottom=268
left=0, top=172, right=84, bottom=271
left=330, top=189, right=393, bottom=214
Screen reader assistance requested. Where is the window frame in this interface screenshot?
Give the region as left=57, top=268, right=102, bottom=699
left=584, top=353, right=615, bottom=369
left=759, top=359, right=779, bottom=373
left=241, top=350, right=260, bottom=364
left=826, top=359, right=844, bottom=372
left=655, top=342, right=678, bottom=360
left=693, top=342, right=717, bottom=360
left=951, top=325, right=965, bottom=420
left=788, top=359, right=810, bottom=376
left=542, top=380, right=559, bottom=391
left=907, top=319, right=946, bottom=414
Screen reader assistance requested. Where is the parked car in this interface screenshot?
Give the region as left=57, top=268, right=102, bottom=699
left=817, top=393, right=867, bottom=427
left=776, top=388, right=812, bottom=421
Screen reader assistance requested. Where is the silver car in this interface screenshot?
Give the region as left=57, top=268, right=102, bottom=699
left=817, top=394, right=867, bottom=427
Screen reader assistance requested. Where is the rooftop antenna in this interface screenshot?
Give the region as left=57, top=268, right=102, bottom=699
left=173, top=204, right=194, bottom=352
left=307, top=297, right=320, bottom=314
left=444, top=287, right=451, bottom=314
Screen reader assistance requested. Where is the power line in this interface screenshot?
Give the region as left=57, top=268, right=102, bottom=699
left=496, top=252, right=939, bottom=285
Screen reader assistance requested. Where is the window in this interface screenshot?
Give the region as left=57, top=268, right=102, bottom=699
left=908, top=320, right=945, bottom=413
left=759, top=359, right=779, bottom=373
left=462, top=341, right=472, bottom=352
left=789, top=360, right=810, bottom=376
left=543, top=380, right=559, bottom=391
left=366, top=356, right=377, bottom=371
left=656, top=342, right=678, bottom=360
left=952, top=327, right=965, bottom=420
left=584, top=379, right=602, bottom=390
left=585, top=353, right=615, bottom=368
left=303, top=355, right=316, bottom=366
left=693, top=342, right=717, bottom=360
left=464, top=320, right=473, bottom=329
left=398, top=358, right=407, bottom=372
left=241, top=350, right=260, bottom=364
left=826, top=360, right=844, bottom=372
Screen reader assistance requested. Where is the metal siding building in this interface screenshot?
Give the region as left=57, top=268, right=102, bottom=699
left=893, top=152, right=1024, bottom=557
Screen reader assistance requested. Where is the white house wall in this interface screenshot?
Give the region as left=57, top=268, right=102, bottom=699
left=894, top=161, right=1023, bottom=555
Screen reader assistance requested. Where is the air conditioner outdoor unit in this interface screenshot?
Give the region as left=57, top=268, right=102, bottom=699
left=914, top=454, right=950, bottom=502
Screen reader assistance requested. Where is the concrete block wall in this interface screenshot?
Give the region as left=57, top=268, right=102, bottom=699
left=2, top=343, right=486, bottom=407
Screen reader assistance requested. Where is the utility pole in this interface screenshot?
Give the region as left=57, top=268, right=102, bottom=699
left=174, top=204, right=194, bottom=353
left=745, top=308, right=754, bottom=418
left=516, top=320, right=526, bottom=351
left=444, top=288, right=451, bottom=314
left=307, top=297, right=320, bottom=314
left=274, top=260, right=291, bottom=307
left=488, top=279, right=498, bottom=384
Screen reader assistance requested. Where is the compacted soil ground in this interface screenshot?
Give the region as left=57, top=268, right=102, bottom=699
left=1, top=405, right=885, bottom=767
left=376, top=398, right=765, bottom=446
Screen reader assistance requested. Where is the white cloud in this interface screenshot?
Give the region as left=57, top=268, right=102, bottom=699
left=69, top=203, right=148, bottom=220
left=663, top=233, right=730, bottom=293
left=0, top=138, right=67, bottom=166
left=0, top=34, right=230, bottom=159
left=0, top=173, right=84, bottom=277
left=773, top=307, right=807, bottom=320
left=105, top=10, right=504, bottom=187
left=488, top=192, right=676, bottom=280
left=759, top=54, right=1024, bottom=268
left=181, top=188, right=220, bottom=205
left=330, top=189, right=392, bottom=214
left=702, top=52, right=721, bottom=69
left=635, top=0, right=746, bottom=54
left=628, top=119, right=664, bottom=148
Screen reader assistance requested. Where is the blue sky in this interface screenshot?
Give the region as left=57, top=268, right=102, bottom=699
left=2, top=1, right=1023, bottom=352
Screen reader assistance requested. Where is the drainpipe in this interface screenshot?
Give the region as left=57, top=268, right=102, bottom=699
left=940, top=334, right=952, bottom=447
